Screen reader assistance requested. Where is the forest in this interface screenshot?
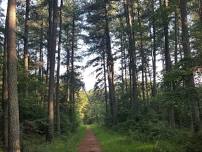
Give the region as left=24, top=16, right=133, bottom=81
left=0, top=0, right=202, bottom=152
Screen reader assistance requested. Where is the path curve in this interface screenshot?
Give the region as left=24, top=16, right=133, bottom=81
left=78, top=129, right=101, bottom=152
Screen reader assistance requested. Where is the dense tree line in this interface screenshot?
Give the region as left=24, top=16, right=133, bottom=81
left=0, top=0, right=84, bottom=151
left=84, top=0, right=202, bottom=132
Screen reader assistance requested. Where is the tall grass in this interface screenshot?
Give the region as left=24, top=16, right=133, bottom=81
left=23, top=126, right=85, bottom=152
left=91, top=125, right=184, bottom=152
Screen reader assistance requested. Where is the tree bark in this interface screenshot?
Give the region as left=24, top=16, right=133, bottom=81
left=124, top=0, right=138, bottom=110
left=119, top=16, right=128, bottom=93
left=137, top=2, right=145, bottom=101
left=119, top=17, right=125, bottom=94
left=56, top=0, right=63, bottom=135
left=66, top=32, right=70, bottom=105
left=39, top=20, right=44, bottom=81
left=69, top=7, right=76, bottom=122
left=104, top=1, right=117, bottom=124
left=102, top=51, right=108, bottom=117
left=24, top=0, right=30, bottom=97
left=2, top=13, right=8, bottom=152
left=174, top=3, right=179, bottom=65
left=200, top=0, right=202, bottom=21
left=163, top=0, right=172, bottom=73
left=7, top=0, right=21, bottom=151
left=161, top=0, right=175, bottom=128
left=179, top=0, right=200, bottom=133
left=162, top=0, right=175, bottom=128
left=151, top=0, right=157, bottom=97
left=47, top=0, right=58, bottom=142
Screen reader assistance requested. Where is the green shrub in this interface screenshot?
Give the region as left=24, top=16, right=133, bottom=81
left=185, top=131, right=202, bottom=152
left=23, top=126, right=85, bottom=152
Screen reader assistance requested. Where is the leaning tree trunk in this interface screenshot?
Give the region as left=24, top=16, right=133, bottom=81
left=179, top=0, right=200, bottom=133
left=7, top=0, right=21, bottom=151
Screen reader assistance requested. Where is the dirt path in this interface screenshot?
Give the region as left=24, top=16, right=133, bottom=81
left=78, top=129, right=101, bottom=152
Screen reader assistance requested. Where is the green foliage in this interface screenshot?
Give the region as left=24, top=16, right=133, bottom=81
left=23, top=126, right=86, bottom=152
left=163, top=58, right=195, bottom=85
left=77, top=91, right=89, bottom=122
left=119, top=121, right=170, bottom=140
left=60, top=111, right=74, bottom=134
left=185, top=132, right=202, bottom=152
left=83, top=101, right=105, bottom=125
left=20, top=97, right=47, bottom=121
left=91, top=125, right=183, bottom=152
left=82, top=98, right=105, bottom=125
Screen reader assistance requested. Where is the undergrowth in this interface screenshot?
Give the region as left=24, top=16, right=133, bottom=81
left=91, top=125, right=184, bottom=152
left=23, top=126, right=85, bottom=152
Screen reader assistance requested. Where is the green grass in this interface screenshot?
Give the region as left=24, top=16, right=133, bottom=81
left=91, top=125, right=184, bottom=152
left=23, top=126, right=85, bottom=152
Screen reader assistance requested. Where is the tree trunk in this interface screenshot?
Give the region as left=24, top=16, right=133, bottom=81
left=163, top=0, right=172, bottom=73
left=3, top=13, right=8, bottom=152
left=66, top=32, right=70, bottom=104
left=124, top=0, right=138, bottom=110
left=24, top=0, right=30, bottom=97
left=7, top=0, right=21, bottom=151
left=145, top=67, right=149, bottom=102
left=104, top=1, right=117, bottom=124
left=162, top=0, right=175, bottom=128
left=200, top=0, right=202, bottom=21
left=174, top=3, right=179, bottom=65
left=46, top=0, right=53, bottom=86
left=137, top=2, right=145, bottom=101
left=55, top=0, right=63, bottom=135
left=119, top=16, right=127, bottom=94
left=179, top=0, right=200, bottom=133
left=39, top=20, right=44, bottom=81
left=69, top=8, right=76, bottom=123
left=47, top=0, right=58, bottom=142
left=102, top=51, right=108, bottom=118
left=124, top=45, right=128, bottom=91
left=151, top=0, right=157, bottom=97
left=120, top=17, right=125, bottom=94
